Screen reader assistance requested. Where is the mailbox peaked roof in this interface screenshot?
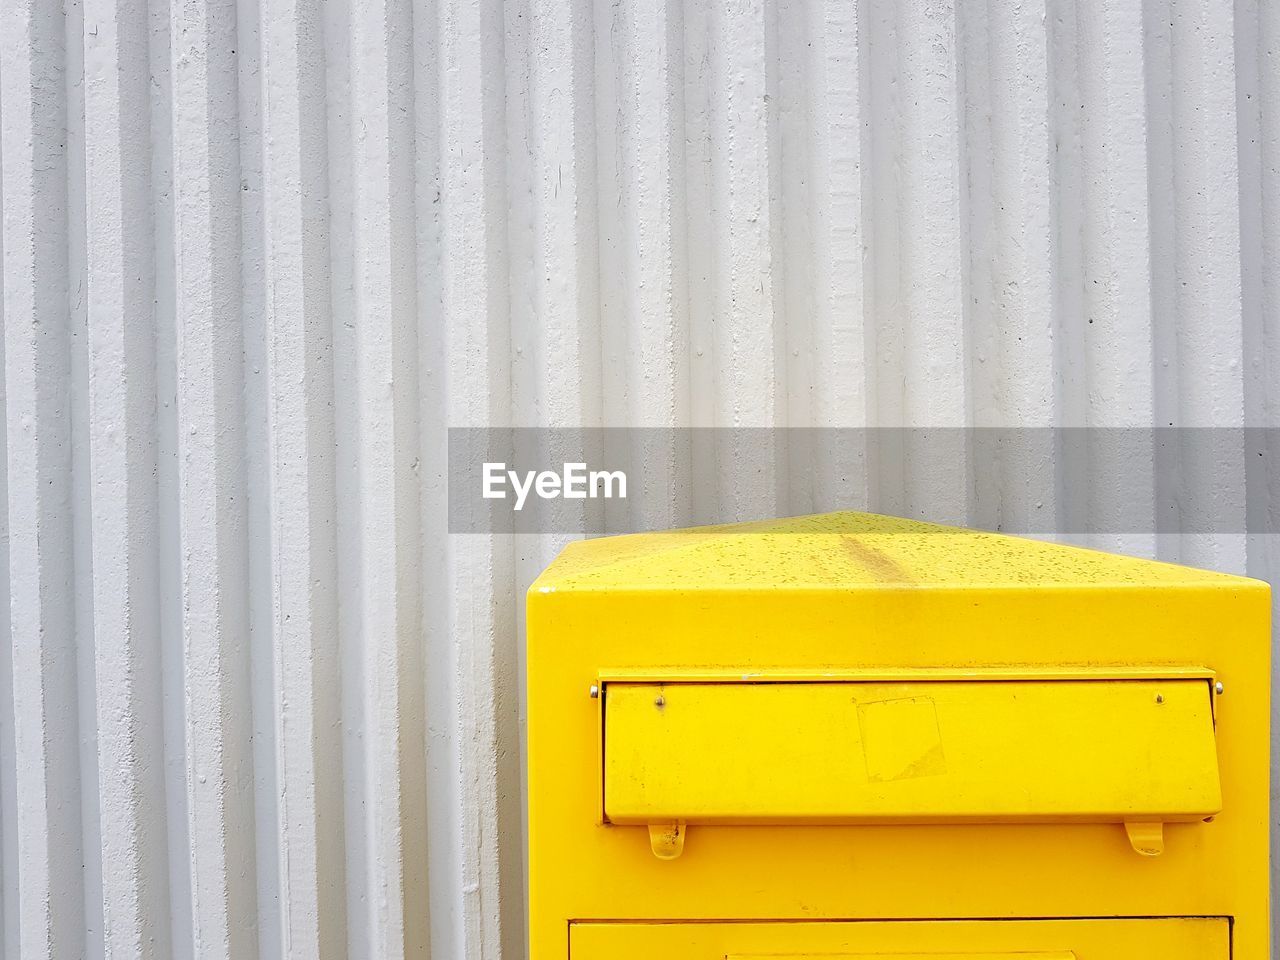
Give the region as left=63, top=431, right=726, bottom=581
left=532, top=511, right=1264, bottom=592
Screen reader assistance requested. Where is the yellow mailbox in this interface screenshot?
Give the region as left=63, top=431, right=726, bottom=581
left=526, top=513, right=1271, bottom=959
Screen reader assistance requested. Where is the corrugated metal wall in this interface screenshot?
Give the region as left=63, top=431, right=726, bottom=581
left=0, top=0, right=1276, bottom=957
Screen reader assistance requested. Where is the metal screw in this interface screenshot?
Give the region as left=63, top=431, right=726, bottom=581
left=1155, top=694, right=1164, bottom=704
left=1215, top=681, right=1225, bottom=695
left=589, top=684, right=599, bottom=699
left=654, top=695, right=666, bottom=708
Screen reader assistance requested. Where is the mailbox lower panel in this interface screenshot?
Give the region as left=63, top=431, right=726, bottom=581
left=568, top=918, right=1229, bottom=960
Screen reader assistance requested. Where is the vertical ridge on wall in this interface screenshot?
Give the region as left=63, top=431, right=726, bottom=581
left=0, top=3, right=85, bottom=959
left=1236, top=0, right=1280, bottom=914
left=963, top=0, right=1057, bottom=533
left=143, top=0, right=189, bottom=950
left=861, top=0, right=896, bottom=507
left=312, top=1, right=369, bottom=952
left=0, top=226, right=12, bottom=960
left=682, top=0, right=715, bottom=522
left=83, top=0, right=171, bottom=957
left=1065, top=0, right=1157, bottom=557
left=232, top=0, right=276, bottom=949
left=412, top=0, right=447, bottom=939
left=702, top=0, right=785, bottom=518
left=437, top=0, right=517, bottom=957
left=776, top=0, right=869, bottom=515
left=596, top=0, right=690, bottom=532
left=0, top=355, right=10, bottom=960
left=519, top=0, right=600, bottom=432
left=864, top=0, right=970, bottom=524
left=260, top=0, right=346, bottom=956
left=1238, top=0, right=1280, bottom=436
left=1148, top=0, right=1247, bottom=572
left=513, top=0, right=603, bottom=543
left=965, top=0, right=1056, bottom=428
left=62, top=0, right=97, bottom=950
left=1247, top=0, right=1280, bottom=439
left=806, top=0, right=869, bottom=506
left=898, top=0, right=968, bottom=523
left=348, top=0, right=427, bottom=954
left=170, top=0, right=258, bottom=955
left=1238, top=0, right=1280, bottom=546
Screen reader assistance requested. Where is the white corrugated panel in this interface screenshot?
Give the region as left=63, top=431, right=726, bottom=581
left=0, top=0, right=1276, bottom=957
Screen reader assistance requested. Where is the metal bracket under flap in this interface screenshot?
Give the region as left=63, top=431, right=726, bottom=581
left=648, top=821, right=686, bottom=859
left=1125, top=820, right=1165, bottom=856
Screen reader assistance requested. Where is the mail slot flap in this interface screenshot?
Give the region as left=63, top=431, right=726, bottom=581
left=603, top=679, right=1221, bottom=824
